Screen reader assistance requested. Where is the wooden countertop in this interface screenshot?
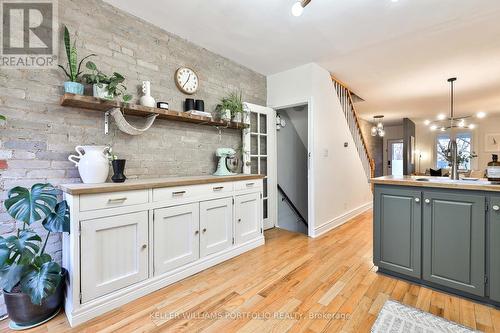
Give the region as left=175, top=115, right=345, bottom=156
left=59, top=174, right=264, bottom=195
left=371, top=175, right=500, bottom=192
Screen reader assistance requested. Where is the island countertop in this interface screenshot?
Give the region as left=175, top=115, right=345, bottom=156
left=371, top=175, right=500, bottom=192
left=59, top=174, right=264, bottom=195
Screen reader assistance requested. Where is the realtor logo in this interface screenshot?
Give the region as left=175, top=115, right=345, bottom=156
left=1, top=0, right=58, bottom=68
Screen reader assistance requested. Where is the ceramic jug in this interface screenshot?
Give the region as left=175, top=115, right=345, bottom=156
left=68, top=146, right=110, bottom=184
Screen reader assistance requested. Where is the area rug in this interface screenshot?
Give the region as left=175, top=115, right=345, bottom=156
left=371, top=300, right=480, bottom=333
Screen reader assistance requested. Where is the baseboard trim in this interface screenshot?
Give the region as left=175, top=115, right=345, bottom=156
left=66, top=237, right=265, bottom=327
left=312, top=201, right=372, bottom=238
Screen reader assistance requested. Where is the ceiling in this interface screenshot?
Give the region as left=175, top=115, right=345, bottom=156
left=104, top=0, right=500, bottom=123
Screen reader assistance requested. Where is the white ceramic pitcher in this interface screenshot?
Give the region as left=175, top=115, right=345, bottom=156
left=68, top=146, right=110, bottom=184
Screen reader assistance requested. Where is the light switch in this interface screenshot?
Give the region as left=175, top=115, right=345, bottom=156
left=323, top=149, right=329, bottom=157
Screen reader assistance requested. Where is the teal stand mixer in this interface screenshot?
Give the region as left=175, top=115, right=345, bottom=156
left=214, top=148, right=237, bottom=176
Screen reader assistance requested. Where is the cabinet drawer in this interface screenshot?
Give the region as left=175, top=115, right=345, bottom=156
left=234, top=180, right=262, bottom=191
left=153, top=183, right=233, bottom=203
left=80, top=190, right=148, bottom=212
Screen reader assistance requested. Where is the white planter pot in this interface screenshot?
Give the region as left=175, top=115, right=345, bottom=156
left=68, top=145, right=110, bottom=184
left=221, top=109, right=231, bottom=122
left=93, top=84, right=113, bottom=100
left=232, top=112, right=242, bottom=123
left=242, top=111, right=250, bottom=125
left=139, top=81, right=156, bottom=107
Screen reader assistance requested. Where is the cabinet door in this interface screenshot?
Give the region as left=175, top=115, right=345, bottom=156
left=490, top=197, right=500, bottom=302
left=154, top=203, right=199, bottom=275
left=235, top=193, right=262, bottom=244
left=80, top=211, right=149, bottom=303
left=423, top=192, right=485, bottom=296
left=200, top=197, right=233, bottom=257
left=374, top=186, right=422, bottom=278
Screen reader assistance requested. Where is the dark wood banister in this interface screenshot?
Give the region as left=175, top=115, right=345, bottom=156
left=277, top=184, right=308, bottom=226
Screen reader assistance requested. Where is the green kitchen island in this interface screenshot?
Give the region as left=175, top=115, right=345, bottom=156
left=372, top=175, right=500, bottom=306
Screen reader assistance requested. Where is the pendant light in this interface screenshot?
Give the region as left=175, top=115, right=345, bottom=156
left=371, top=115, right=385, bottom=137
left=291, top=0, right=311, bottom=16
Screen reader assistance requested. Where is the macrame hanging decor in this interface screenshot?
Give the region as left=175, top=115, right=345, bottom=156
left=108, top=108, right=158, bottom=136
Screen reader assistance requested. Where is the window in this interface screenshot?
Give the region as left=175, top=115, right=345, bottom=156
left=436, top=132, right=472, bottom=170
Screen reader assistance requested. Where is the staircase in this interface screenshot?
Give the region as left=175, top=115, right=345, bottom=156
left=332, top=77, right=375, bottom=180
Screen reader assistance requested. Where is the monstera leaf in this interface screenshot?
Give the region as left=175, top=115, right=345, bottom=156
left=20, top=261, right=62, bottom=305
left=4, top=184, right=58, bottom=225
left=4, top=230, right=42, bottom=265
left=0, top=264, right=25, bottom=292
left=42, top=201, right=70, bottom=233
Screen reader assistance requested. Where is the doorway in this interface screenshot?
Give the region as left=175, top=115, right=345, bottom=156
left=388, top=139, right=404, bottom=176
left=275, top=104, right=309, bottom=235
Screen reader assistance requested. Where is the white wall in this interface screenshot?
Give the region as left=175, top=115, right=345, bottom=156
left=267, top=63, right=372, bottom=237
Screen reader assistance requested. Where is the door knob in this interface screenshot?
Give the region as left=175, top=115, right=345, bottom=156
left=415, top=198, right=420, bottom=203
left=195, top=230, right=199, bottom=235
left=141, top=244, right=147, bottom=249
left=493, top=205, right=500, bottom=211
left=238, top=218, right=242, bottom=223
left=425, top=199, right=430, bottom=204
left=202, top=228, right=207, bottom=233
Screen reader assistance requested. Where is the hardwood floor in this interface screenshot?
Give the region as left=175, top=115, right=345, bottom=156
left=2, top=210, right=500, bottom=332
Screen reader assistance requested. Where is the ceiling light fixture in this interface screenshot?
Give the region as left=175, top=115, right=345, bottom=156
left=291, top=0, right=311, bottom=17
left=371, top=115, right=385, bottom=137
left=477, top=111, right=486, bottom=119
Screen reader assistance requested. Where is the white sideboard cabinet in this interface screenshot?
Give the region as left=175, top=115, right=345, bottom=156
left=60, top=175, right=264, bottom=327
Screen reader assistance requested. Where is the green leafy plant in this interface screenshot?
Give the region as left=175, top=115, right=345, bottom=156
left=106, top=147, right=118, bottom=162
left=0, top=115, right=5, bottom=121
left=58, top=26, right=95, bottom=82
left=215, top=91, right=244, bottom=119
left=0, top=184, right=70, bottom=305
left=82, top=61, right=132, bottom=102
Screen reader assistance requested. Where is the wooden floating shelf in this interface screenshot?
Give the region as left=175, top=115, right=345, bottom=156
left=60, top=94, right=248, bottom=130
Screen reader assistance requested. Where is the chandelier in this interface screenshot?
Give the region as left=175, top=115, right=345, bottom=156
left=371, top=115, right=385, bottom=137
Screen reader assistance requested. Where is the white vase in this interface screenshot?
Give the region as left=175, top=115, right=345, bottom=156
left=221, top=109, right=231, bottom=122
left=93, top=84, right=113, bottom=100
left=139, top=81, right=156, bottom=107
left=232, top=112, right=242, bottom=123
left=68, top=146, right=110, bottom=184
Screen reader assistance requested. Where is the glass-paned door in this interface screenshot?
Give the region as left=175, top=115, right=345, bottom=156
left=243, top=103, right=276, bottom=230
left=388, top=139, right=404, bottom=176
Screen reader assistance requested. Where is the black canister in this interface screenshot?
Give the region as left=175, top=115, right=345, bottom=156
left=184, top=98, right=195, bottom=111
left=195, top=99, right=205, bottom=111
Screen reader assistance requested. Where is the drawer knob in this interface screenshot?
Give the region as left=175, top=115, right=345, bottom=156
left=237, top=218, right=242, bottom=223
left=202, top=228, right=207, bottom=233
left=141, top=244, right=147, bottom=249
left=415, top=198, right=420, bottom=203
left=493, top=205, right=500, bottom=211
left=195, top=230, right=199, bottom=235
left=425, top=199, right=430, bottom=204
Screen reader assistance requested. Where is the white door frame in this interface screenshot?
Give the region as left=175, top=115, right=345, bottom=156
left=243, top=103, right=277, bottom=230
left=272, top=98, right=314, bottom=237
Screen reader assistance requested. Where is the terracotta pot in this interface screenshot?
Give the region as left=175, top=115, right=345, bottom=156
left=3, top=269, right=66, bottom=327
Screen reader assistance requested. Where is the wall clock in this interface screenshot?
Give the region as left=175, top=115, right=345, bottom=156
left=175, top=67, right=199, bottom=95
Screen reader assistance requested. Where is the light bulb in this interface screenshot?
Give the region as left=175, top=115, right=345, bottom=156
left=424, top=120, right=430, bottom=126
left=291, top=1, right=304, bottom=16
left=477, top=111, right=486, bottom=119
left=458, top=120, right=465, bottom=128
left=371, top=126, right=378, bottom=136
left=430, top=125, right=437, bottom=131
left=437, top=114, right=446, bottom=120
left=377, top=122, right=383, bottom=129
left=378, top=129, right=386, bottom=137
left=469, top=124, right=476, bottom=129
left=440, top=127, right=446, bottom=132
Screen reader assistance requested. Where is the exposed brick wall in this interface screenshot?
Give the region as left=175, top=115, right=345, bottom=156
left=0, top=0, right=266, bottom=314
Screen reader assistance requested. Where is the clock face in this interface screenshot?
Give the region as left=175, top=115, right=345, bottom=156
left=175, top=67, right=199, bottom=95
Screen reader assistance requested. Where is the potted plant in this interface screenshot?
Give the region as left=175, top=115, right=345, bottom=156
left=1, top=184, right=69, bottom=329
left=216, top=91, right=244, bottom=123
left=82, top=61, right=132, bottom=102
left=58, top=26, right=95, bottom=95
left=107, top=148, right=127, bottom=183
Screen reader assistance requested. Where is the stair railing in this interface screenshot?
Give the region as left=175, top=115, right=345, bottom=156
left=277, top=184, right=308, bottom=226
left=332, top=76, right=375, bottom=180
